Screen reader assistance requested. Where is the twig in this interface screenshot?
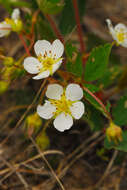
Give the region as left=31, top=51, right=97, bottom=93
left=0, top=156, right=30, bottom=189
left=94, top=150, right=118, bottom=189
left=30, top=137, right=65, bottom=190
left=0, top=150, right=64, bottom=176
left=38, top=134, right=104, bottom=189
left=0, top=79, right=47, bottom=146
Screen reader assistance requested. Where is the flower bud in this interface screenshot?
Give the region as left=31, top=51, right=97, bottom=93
left=106, top=122, right=122, bottom=144
left=3, top=57, right=14, bottom=67
left=36, top=132, right=50, bottom=150
left=26, top=113, right=42, bottom=128
left=11, top=19, right=23, bottom=33
left=0, top=81, right=9, bottom=95
left=25, top=113, right=42, bottom=136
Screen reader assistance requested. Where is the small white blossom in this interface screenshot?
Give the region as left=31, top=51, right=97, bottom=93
left=11, top=8, right=20, bottom=21
left=0, top=8, right=22, bottom=37
left=37, top=83, right=85, bottom=132
left=106, top=19, right=127, bottom=47
left=0, top=22, right=11, bottom=37
left=23, top=39, right=64, bottom=79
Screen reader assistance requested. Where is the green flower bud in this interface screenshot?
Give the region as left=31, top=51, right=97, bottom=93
left=106, top=122, right=122, bottom=144
left=11, top=19, right=23, bottom=33
left=3, top=57, right=14, bottom=67
left=0, top=81, right=9, bottom=95
left=36, top=132, right=50, bottom=150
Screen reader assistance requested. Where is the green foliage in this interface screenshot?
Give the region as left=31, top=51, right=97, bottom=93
left=59, top=0, right=86, bottom=35
left=0, top=0, right=31, bottom=13
left=83, top=84, right=110, bottom=117
left=65, top=42, right=77, bottom=59
left=84, top=44, right=112, bottom=81
left=84, top=103, right=104, bottom=132
left=104, top=131, right=127, bottom=152
left=36, top=0, right=64, bottom=14
left=66, top=53, right=83, bottom=77
left=97, top=65, right=121, bottom=89
left=65, top=42, right=83, bottom=77
left=83, top=84, right=101, bottom=110
left=36, top=16, right=55, bottom=40
left=113, top=95, right=127, bottom=126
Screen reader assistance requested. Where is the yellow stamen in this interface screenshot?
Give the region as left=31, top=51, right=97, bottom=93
left=38, top=55, right=62, bottom=74
left=116, top=32, right=125, bottom=43
left=50, top=93, right=75, bottom=117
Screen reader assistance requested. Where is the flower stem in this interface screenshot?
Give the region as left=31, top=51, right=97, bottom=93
left=45, top=14, right=64, bottom=43
left=18, top=33, right=31, bottom=56
left=82, top=85, right=112, bottom=121
left=72, top=0, right=85, bottom=53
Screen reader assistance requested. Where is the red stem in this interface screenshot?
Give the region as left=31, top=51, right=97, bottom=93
left=18, top=33, right=31, bottom=56
left=72, top=0, right=85, bottom=53
left=45, top=14, right=64, bottom=43
left=82, top=85, right=112, bottom=121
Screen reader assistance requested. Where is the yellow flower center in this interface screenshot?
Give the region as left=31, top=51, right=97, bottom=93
left=5, top=18, right=23, bottom=32
left=38, top=54, right=62, bottom=74
left=50, top=94, right=75, bottom=117
left=116, top=32, right=125, bottom=43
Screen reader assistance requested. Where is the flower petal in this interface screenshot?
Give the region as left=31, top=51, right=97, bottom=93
left=32, top=70, right=50, bottom=80
left=23, top=57, right=42, bottom=74
left=106, top=19, right=116, bottom=41
left=0, top=22, right=11, bottom=37
left=34, top=40, right=52, bottom=56
left=11, top=8, right=20, bottom=20
left=65, top=83, right=83, bottom=101
left=52, top=60, right=62, bottom=74
left=53, top=113, right=73, bottom=132
left=121, top=38, right=127, bottom=47
left=114, top=23, right=127, bottom=33
left=114, top=23, right=127, bottom=47
left=46, top=84, right=63, bottom=100
left=70, top=101, right=85, bottom=119
left=37, top=101, right=56, bottom=119
left=51, top=39, right=64, bottom=59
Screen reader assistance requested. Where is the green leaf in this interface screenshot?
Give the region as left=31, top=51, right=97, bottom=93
left=83, top=84, right=109, bottom=117
left=36, top=0, right=64, bottom=14
left=84, top=103, right=104, bottom=132
left=59, top=0, right=86, bottom=35
left=36, top=16, right=55, bottom=40
left=83, top=84, right=102, bottom=111
left=66, top=53, right=83, bottom=77
left=97, top=65, right=121, bottom=89
left=0, top=0, right=12, bottom=13
left=11, top=1, right=31, bottom=8
left=113, top=95, right=127, bottom=126
left=104, top=131, right=127, bottom=152
left=84, top=43, right=112, bottom=82
left=65, top=42, right=77, bottom=59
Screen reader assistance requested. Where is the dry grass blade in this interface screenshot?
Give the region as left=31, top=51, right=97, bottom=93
left=30, top=137, right=66, bottom=190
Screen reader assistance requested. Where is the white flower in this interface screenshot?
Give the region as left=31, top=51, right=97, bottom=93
left=0, top=22, right=11, bottom=37
left=0, top=8, right=21, bottom=37
left=37, top=83, right=85, bottom=132
left=23, top=39, right=64, bottom=79
left=106, top=19, right=127, bottom=47
left=11, top=8, right=20, bottom=21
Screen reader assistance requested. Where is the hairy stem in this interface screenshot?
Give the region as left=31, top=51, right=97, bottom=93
left=45, top=14, right=64, bottom=43
left=72, top=0, right=85, bottom=53
left=18, top=33, right=31, bottom=56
